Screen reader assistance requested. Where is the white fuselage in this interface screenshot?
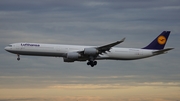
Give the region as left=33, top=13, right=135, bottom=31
left=5, top=43, right=156, bottom=61
left=4, top=31, right=173, bottom=67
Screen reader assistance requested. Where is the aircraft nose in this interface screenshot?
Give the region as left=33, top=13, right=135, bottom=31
left=4, top=47, right=8, bottom=51
left=4, top=46, right=10, bottom=51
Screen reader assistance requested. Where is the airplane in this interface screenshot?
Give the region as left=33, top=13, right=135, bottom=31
left=4, top=31, right=173, bottom=67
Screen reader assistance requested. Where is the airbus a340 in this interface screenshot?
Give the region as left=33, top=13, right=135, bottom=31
left=5, top=31, right=173, bottom=67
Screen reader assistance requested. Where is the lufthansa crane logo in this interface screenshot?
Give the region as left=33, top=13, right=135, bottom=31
left=157, top=36, right=166, bottom=45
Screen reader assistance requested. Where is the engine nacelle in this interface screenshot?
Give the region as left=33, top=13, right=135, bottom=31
left=63, top=58, right=75, bottom=62
left=63, top=52, right=81, bottom=62
left=84, top=48, right=98, bottom=55
left=67, top=52, right=80, bottom=59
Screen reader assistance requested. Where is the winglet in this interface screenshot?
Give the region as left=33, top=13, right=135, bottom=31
left=114, top=38, right=126, bottom=44
left=108, top=37, right=126, bottom=47
left=121, top=37, right=126, bottom=43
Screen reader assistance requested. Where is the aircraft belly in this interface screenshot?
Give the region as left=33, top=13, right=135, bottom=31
left=7, top=49, right=65, bottom=57
left=109, top=52, right=137, bottom=60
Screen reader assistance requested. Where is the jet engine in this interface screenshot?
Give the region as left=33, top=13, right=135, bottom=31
left=63, top=52, right=81, bottom=62
left=84, top=48, right=98, bottom=55
left=66, top=52, right=80, bottom=59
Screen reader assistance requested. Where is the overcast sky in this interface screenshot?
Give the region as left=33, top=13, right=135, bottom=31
left=0, top=0, right=180, bottom=101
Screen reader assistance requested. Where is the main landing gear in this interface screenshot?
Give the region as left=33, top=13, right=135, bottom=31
left=87, top=61, right=97, bottom=67
left=17, top=54, right=20, bottom=61
left=87, top=56, right=97, bottom=67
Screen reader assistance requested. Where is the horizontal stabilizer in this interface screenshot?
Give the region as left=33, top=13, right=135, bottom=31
left=153, top=48, right=174, bottom=54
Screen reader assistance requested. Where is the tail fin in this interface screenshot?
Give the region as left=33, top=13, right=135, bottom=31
left=142, top=31, right=170, bottom=50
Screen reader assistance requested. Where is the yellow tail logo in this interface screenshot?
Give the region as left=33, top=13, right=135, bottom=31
left=157, top=36, right=166, bottom=45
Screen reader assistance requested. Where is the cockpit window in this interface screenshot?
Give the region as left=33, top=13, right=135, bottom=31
left=8, top=45, right=12, bottom=47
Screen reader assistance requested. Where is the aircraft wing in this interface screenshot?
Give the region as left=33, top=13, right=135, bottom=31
left=95, top=38, right=125, bottom=53
left=153, top=48, right=174, bottom=54
left=78, top=38, right=125, bottom=55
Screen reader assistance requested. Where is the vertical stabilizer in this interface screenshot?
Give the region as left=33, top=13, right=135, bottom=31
left=143, top=31, right=170, bottom=50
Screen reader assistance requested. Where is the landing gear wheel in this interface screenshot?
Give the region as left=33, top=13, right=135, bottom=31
left=87, top=61, right=97, bottom=67
left=94, top=61, right=97, bottom=65
left=90, top=64, right=94, bottom=67
left=17, top=57, right=20, bottom=61
left=87, top=62, right=90, bottom=65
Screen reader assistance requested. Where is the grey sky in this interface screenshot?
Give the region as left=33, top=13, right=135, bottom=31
left=0, top=0, right=180, bottom=90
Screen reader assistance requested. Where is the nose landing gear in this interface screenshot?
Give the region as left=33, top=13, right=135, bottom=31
left=17, top=54, right=20, bottom=61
